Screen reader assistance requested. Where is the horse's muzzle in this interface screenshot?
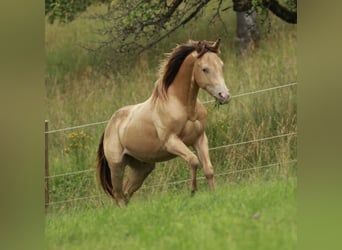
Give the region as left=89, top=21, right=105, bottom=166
left=217, top=91, right=231, bottom=104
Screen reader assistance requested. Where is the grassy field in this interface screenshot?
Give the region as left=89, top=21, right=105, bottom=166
left=46, top=177, right=296, bottom=250
left=45, top=2, right=297, bottom=249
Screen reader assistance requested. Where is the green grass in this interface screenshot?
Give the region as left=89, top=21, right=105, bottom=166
left=46, top=177, right=296, bottom=250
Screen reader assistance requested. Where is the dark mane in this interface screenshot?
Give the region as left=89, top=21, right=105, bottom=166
left=153, top=39, right=220, bottom=101
left=162, top=44, right=197, bottom=90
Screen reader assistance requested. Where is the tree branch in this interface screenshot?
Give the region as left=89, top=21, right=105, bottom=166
left=137, top=0, right=210, bottom=54
left=263, top=0, right=297, bottom=24
left=232, top=0, right=297, bottom=24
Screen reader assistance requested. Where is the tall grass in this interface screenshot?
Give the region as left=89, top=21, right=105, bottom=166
left=45, top=4, right=297, bottom=209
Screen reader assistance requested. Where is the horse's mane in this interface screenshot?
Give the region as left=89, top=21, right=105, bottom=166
left=152, top=39, right=220, bottom=101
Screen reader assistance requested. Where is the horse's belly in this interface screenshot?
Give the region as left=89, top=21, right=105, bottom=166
left=127, top=149, right=177, bottom=163
left=122, top=119, right=176, bottom=162
left=124, top=134, right=176, bottom=163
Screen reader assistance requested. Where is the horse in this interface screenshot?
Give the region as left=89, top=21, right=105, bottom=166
left=96, top=39, right=231, bottom=207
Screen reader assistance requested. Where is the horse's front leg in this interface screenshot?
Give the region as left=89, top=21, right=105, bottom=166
left=164, top=134, right=199, bottom=194
left=194, top=132, right=215, bottom=191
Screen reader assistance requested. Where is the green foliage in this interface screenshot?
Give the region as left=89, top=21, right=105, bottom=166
left=123, top=1, right=162, bottom=25
left=45, top=0, right=110, bottom=23
left=250, top=0, right=297, bottom=32
left=93, top=0, right=212, bottom=55
left=284, top=0, right=297, bottom=11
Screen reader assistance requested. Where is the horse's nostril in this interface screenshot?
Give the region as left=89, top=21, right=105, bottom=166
left=219, top=92, right=228, bottom=99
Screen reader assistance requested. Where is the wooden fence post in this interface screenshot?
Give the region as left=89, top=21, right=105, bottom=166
left=45, top=120, right=49, bottom=210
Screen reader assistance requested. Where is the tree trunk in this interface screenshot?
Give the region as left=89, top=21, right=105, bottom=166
left=236, top=9, right=259, bottom=53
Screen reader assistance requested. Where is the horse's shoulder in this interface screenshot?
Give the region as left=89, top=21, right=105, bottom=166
left=196, top=102, right=208, bottom=119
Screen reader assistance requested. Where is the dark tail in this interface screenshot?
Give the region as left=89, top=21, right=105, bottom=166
left=96, top=132, right=114, bottom=198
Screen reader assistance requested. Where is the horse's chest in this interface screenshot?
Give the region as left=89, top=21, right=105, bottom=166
left=180, top=120, right=204, bottom=145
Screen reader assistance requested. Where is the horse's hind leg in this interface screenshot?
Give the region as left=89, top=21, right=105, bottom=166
left=123, top=158, right=155, bottom=201
left=108, top=160, right=127, bottom=207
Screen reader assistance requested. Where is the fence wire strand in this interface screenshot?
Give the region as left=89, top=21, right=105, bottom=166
left=46, top=168, right=95, bottom=179
left=202, top=81, right=296, bottom=104
left=209, top=132, right=297, bottom=151
left=46, top=120, right=108, bottom=134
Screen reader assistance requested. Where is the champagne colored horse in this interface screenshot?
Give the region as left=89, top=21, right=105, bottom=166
left=97, top=39, right=230, bottom=207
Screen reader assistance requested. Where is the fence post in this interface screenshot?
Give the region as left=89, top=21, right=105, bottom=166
left=45, top=120, right=49, bottom=210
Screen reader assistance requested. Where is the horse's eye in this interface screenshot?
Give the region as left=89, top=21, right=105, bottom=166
left=202, top=68, right=209, bottom=73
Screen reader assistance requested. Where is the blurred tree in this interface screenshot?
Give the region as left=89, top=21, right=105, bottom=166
left=45, top=0, right=296, bottom=54
left=233, top=0, right=296, bottom=53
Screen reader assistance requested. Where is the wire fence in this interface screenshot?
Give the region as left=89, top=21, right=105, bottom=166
left=45, top=81, right=298, bottom=207
left=46, top=159, right=297, bottom=206
left=46, top=131, right=297, bottom=180
left=45, top=81, right=297, bottom=134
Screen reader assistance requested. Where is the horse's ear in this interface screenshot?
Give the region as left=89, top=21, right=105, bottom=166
left=196, top=41, right=204, bottom=53
left=196, top=41, right=206, bottom=57
left=213, top=38, right=221, bottom=51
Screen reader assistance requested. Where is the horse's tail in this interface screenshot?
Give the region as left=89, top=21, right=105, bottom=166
left=96, top=132, right=114, bottom=198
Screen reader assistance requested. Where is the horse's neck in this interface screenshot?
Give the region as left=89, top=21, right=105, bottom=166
left=168, top=55, right=199, bottom=119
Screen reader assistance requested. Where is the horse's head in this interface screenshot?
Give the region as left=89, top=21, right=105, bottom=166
left=193, top=39, right=231, bottom=105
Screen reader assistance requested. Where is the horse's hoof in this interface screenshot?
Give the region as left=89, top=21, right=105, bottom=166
left=116, top=199, right=127, bottom=208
